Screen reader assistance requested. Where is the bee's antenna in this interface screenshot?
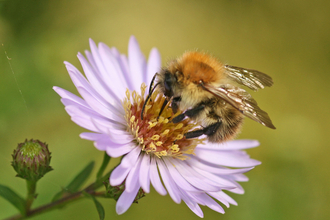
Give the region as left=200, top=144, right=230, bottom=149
left=141, top=74, right=159, bottom=120
left=157, top=98, right=168, bottom=119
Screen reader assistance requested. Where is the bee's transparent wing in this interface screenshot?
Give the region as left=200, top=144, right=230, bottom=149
left=202, top=83, right=276, bottom=129
left=224, top=65, right=273, bottom=91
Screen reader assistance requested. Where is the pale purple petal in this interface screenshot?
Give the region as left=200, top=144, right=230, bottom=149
left=198, top=139, right=260, bottom=150
left=179, top=189, right=204, bottom=217
left=128, top=36, right=146, bottom=91
left=110, top=164, right=131, bottom=186
left=116, top=181, right=140, bottom=215
left=120, top=146, right=141, bottom=168
left=69, top=116, right=99, bottom=133
left=218, top=191, right=237, bottom=206
left=227, top=184, right=244, bottom=194
left=208, top=191, right=230, bottom=208
left=149, top=157, right=167, bottom=196
left=105, top=143, right=135, bottom=158
left=194, top=148, right=261, bottom=167
left=53, top=86, right=88, bottom=108
left=187, top=156, right=254, bottom=175
left=139, top=154, right=151, bottom=193
left=145, top=48, right=161, bottom=83
left=157, top=159, right=181, bottom=204
left=181, top=191, right=204, bottom=218
left=195, top=193, right=225, bottom=214
left=170, top=158, right=225, bottom=192
left=163, top=158, right=201, bottom=192
left=125, top=155, right=142, bottom=193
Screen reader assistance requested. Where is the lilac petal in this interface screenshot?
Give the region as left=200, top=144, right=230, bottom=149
left=88, top=40, right=126, bottom=104
left=139, top=154, right=151, bottom=193
left=87, top=117, right=132, bottom=144
left=109, top=47, right=134, bottom=91
left=149, top=157, right=167, bottom=196
left=70, top=116, right=99, bottom=133
left=118, top=54, right=134, bottom=90
left=170, top=158, right=224, bottom=192
left=192, top=167, right=237, bottom=190
left=116, top=181, right=140, bottom=215
left=98, top=43, right=129, bottom=90
left=226, top=181, right=244, bottom=194
left=64, top=104, right=108, bottom=125
left=198, top=139, right=260, bottom=150
left=128, top=36, right=146, bottom=91
left=75, top=85, right=125, bottom=123
left=80, top=132, right=109, bottom=151
left=163, top=158, right=201, bottom=192
left=227, top=173, right=249, bottom=182
left=69, top=58, right=124, bottom=117
left=77, top=51, right=123, bottom=109
left=69, top=106, right=125, bottom=130
left=218, top=191, right=237, bottom=206
left=80, top=132, right=105, bottom=141
left=120, top=146, right=141, bottom=168
left=65, top=104, right=125, bottom=132
left=105, top=142, right=136, bottom=158
left=101, top=126, right=134, bottom=144
left=187, top=156, right=254, bottom=175
left=110, top=164, right=131, bottom=186
left=195, top=193, right=225, bottom=214
left=94, top=134, right=133, bottom=151
left=194, top=148, right=261, bottom=167
left=208, top=191, right=230, bottom=208
left=157, top=159, right=181, bottom=204
left=145, top=48, right=161, bottom=83
left=125, top=155, right=142, bottom=193
left=53, top=86, right=88, bottom=108
left=180, top=190, right=204, bottom=218
left=65, top=62, right=124, bottom=118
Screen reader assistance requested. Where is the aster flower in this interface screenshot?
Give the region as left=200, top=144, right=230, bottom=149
left=53, top=36, right=261, bottom=218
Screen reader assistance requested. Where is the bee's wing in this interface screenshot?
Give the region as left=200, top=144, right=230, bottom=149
left=224, top=65, right=273, bottom=91
left=202, top=83, right=276, bottom=129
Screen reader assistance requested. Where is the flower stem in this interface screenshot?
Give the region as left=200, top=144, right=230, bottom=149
left=25, top=180, right=37, bottom=213
left=4, top=171, right=111, bottom=220
left=96, top=152, right=111, bottom=180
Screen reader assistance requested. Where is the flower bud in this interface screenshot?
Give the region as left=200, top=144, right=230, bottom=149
left=104, top=180, right=145, bottom=203
left=12, top=139, right=53, bottom=182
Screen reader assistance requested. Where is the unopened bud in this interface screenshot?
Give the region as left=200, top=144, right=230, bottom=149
left=12, top=139, right=53, bottom=182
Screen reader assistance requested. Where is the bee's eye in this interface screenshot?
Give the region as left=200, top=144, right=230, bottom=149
left=164, top=71, right=174, bottom=97
left=164, top=79, right=171, bottom=91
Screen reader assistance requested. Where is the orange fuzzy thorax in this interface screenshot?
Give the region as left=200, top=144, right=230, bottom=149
left=176, top=51, right=225, bottom=85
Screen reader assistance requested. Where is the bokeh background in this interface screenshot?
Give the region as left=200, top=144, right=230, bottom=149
left=0, top=0, right=329, bottom=219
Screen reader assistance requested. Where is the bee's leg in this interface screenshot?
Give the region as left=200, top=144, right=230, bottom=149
left=184, top=122, right=222, bottom=139
left=184, top=129, right=205, bottom=139
left=172, top=105, right=205, bottom=123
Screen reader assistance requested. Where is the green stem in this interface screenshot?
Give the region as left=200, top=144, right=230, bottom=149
left=25, top=180, right=37, bottom=213
left=96, top=152, right=111, bottom=180
left=4, top=171, right=111, bottom=220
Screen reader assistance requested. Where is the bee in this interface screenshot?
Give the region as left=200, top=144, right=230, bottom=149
left=141, top=51, right=275, bottom=143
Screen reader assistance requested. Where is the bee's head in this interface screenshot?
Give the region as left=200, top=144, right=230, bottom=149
left=158, top=66, right=184, bottom=100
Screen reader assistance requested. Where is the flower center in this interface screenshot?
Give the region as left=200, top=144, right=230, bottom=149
left=123, top=83, right=204, bottom=160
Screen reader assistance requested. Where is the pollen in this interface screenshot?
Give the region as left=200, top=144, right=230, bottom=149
left=123, top=83, right=204, bottom=160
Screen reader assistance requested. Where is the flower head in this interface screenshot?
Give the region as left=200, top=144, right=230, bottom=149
left=54, top=36, right=261, bottom=217
left=12, top=139, right=53, bottom=182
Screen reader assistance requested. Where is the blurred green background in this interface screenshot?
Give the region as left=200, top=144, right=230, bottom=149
left=0, top=0, right=329, bottom=219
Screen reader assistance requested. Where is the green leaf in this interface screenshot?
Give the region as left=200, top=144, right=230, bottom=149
left=52, top=161, right=95, bottom=202
left=96, top=152, right=111, bottom=180
left=66, top=161, right=95, bottom=192
left=83, top=191, right=105, bottom=220
left=0, top=184, right=26, bottom=215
